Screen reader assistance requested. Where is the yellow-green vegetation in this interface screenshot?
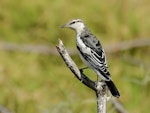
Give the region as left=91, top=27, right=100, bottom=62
left=0, top=0, right=150, bottom=113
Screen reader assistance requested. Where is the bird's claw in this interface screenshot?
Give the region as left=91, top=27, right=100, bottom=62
left=79, top=68, right=83, bottom=73
left=80, top=67, right=88, bottom=73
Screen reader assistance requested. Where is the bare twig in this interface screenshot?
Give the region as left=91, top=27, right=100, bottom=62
left=104, top=38, right=150, bottom=53
left=0, top=38, right=150, bottom=55
left=0, top=105, right=13, bottom=113
left=112, top=99, right=128, bottom=113
left=56, top=39, right=96, bottom=90
left=0, top=41, right=58, bottom=55
left=56, top=39, right=108, bottom=113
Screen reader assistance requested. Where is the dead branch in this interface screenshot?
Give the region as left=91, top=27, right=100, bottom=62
left=0, top=38, right=150, bottom=55
left=56, top=39, right=108, bottom=113
left=0, top=41, right=58, bottom=55
left=104, top=38, right=150, bottom=53
left=0, top=105, right=13, bottom=113
left=112, top=99, right=128, bottom=113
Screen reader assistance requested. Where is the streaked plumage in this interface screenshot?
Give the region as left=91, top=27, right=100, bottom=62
left=61, top=19, right=120, bottom=98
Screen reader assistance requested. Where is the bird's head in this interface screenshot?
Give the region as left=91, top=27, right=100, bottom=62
left=61, top=19, right=85, bottom=33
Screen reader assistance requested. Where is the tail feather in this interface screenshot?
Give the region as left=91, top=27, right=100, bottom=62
left=105, top=80, right=120, bottom=98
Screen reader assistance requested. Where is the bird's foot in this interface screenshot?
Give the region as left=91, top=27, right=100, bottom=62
left=79, top=67, right=89, bottom=73
left=96, top=75, right=99, bottom=81
left=79, top=68, right=83, bottom=73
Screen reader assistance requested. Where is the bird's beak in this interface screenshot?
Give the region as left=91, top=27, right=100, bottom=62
left=60, top=25, right=65, bottom=28
left=60, top=23, right=68, bottom=28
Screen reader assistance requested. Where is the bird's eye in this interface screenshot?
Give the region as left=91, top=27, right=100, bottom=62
left=70, top=21, right=76, bottom=25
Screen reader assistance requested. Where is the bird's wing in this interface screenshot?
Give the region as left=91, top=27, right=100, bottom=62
left=80, top=34, right=111, bottom=79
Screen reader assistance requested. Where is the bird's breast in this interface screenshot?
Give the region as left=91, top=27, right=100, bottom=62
left=76, top=36, right=91, bottom=54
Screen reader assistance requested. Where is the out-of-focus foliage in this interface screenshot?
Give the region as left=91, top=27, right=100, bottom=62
left=0, top=0, right=150, bottom=113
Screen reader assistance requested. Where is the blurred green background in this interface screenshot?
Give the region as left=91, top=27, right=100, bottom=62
left=0, top=0, right=150, bottom=113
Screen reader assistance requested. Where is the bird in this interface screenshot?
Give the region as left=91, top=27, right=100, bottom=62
left=61, top=19, right=120, bottom=98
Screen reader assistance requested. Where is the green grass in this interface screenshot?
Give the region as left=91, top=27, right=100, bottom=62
left=0, top=0, right=150, bottom=113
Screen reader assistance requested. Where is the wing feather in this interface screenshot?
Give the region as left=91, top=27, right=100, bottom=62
left=79, top=34, right=111, bottom=79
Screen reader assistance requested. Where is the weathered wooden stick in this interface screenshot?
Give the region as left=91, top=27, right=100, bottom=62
left=56, top=39, right=107, bottom=113
left=0, top=38, right=150, bottom=55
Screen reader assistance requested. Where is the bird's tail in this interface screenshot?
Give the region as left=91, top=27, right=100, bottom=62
left=105, top=80, right=120, bottom=98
